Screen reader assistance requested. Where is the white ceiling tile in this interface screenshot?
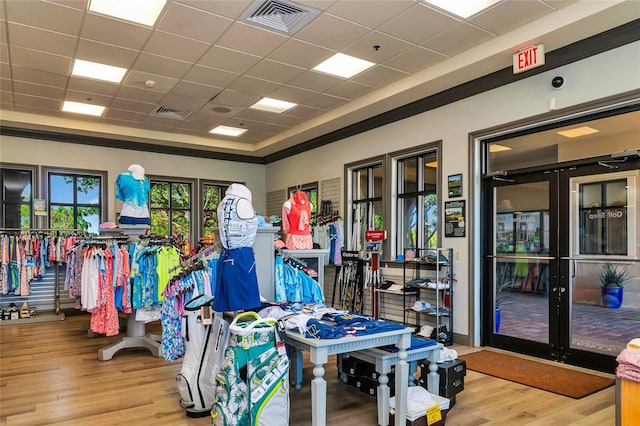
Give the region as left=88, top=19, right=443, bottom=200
left=110, top=97, right=156, bottom=114
left=379, top=3, right=459, bottom=44
left=0, top=61, right=11, bottom=80
left=157, top=2, right=233, bottom=43
left=233, top=108, right=305, bottom=127
left=294, top=13, right=370, bottom=51
left=199, top=46, right=261, bottom=74
left=470, top=0, right=555, bottom=35
left=12, top=80, right=65, bottom=99
left=144, top=31, right=211, bottom=63
left=132, top=53, right=192, bottom=79
left=544, top=0, right=579, bottom=9
left=14, top=104, right=62, bottom=116
left=182, top=64, right=240, bottom=87
left=287, top=70, right=343, bottom=93
left=124, top=70, right=179, bottom=93
left=217, top=22, right=288, bottom=57
left=422, top=23, right=495, bottom=57
left=5, top=0, right=83, bottom=35
left=75, top=39, right=139, bottom=69
left=0, top=43, right=8, bottom=63
left=176, top=0, right=253, bottom=19
left=245, top=59, right=306, bottom=85
left=223, top=117, right=287, bottom=134
left=81, top=14, right=152, bottom=51
left=116, top=85, right=167, bottom=104
left=327, top=0, right=415, bottom=28
left=65, top=89, right=113, bottom=106
left=282, top=104, right=327, bottom=120
left=268, top=85, right=318, bottom=104
left=210, top=89, right=260, bottom=108
left=139, top=116, right=180, bottom=130
left=226, top=75, right=281, bottom=97
left=13, top=93, right=62, bottom=111
left=352, top=64, right=408, bottom=88
left=8, top=22, right=77, bottom=57
left=175, top=119, right=226, bottom=134
left=295, top=1, right=338, bottom=12
left=383, top=46, right=447, bottom=74
left=67, top=76, right=121, bottom=97
left=303, top=93, right=349, bottom=110
left=157, top=93, right=209, bottom=111
left=170, top=80, right=222, bottom=101
left=46, top=1, right=89, bottom=11
left=343, top=31, right=413, bottom=63
left=10, top=65, right=68, bottom=88
left=268, top=39, right=334, bottom=69
left=9, top=46, right=71, bottom=76
left=104, top=108, right=148, bottom=122
left=325, top=80, right=375, bottom=100
left=0, top=90, right=14, bottom=105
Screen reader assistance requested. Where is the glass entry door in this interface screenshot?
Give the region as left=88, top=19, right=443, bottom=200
left=484, top=157, right=640, bottom=373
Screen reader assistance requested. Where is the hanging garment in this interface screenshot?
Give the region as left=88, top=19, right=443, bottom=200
left=282, top=191, right=313, bottom=250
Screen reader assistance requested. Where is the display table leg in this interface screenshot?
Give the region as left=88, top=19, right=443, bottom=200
left=97, top=312, right=162, bottom=361
left=311, top=363, right=326, bottom=426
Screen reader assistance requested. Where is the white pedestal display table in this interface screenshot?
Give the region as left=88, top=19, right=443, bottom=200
left=284, top=326, right=414, bottom=426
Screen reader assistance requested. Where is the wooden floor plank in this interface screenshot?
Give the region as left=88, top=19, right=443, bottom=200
left=0, top=312, right=617, bottom=426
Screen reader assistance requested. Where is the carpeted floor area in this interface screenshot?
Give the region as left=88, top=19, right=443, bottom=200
left=458, top=350, right=615, bottom=399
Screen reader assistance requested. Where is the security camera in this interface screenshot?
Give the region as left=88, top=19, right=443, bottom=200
left=551, top=76, right=565, bottom=89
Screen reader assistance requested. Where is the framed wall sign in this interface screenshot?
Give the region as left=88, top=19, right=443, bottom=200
left=448, top=174, right=462, bottom=198
left=445, top=200, right=466, bottom=237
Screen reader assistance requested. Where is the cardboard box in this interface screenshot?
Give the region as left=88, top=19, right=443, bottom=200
left=390, top=408, right=448, bottom=426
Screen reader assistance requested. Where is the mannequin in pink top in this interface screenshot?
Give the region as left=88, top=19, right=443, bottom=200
left=282, top=191, right=313, bottom=250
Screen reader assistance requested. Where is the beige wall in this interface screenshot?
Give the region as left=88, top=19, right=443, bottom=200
left=0, top=137, right=267, bottom=221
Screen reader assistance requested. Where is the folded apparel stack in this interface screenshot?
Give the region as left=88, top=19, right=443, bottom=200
left=389, top=386, right=450, bottom=421
left=616, top=338, right=640, bottom=383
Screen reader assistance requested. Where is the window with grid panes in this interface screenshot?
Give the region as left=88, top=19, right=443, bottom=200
left=46, top=170, right=104, bottom=234
left=396, top=151, right=439, bottom=255
left=150, top=179, right=192, bottom=241
left=350, top=163, right=383, bottom=251
left=1, top=166, right=34, bottom=229
left=201, top=181, right=229, bottom=239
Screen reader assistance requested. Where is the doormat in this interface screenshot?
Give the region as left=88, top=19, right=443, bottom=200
left=458, top=350, right=615, bottom=399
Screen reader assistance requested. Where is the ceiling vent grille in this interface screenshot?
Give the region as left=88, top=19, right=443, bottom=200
left=152, top=105, right=191, bottom=120
left=240, top=0, right=320, bottom=35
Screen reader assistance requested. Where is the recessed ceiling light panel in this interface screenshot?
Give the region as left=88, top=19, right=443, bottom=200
left=250, top=97, right=297, bottom=113
left=423, top=0, right=500, bottom=18
left=72, top=59, right=127, bottom=83
left=88, top=0, right=167, bottom=26
left=313, top=53, right=375, bottom=79
left=210, top=125, right=248, bottom=137
left=557, top=127, right=600, bottom=138
left=62, top=100, right=105, bottom=116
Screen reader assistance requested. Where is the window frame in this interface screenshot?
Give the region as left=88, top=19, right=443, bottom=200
left=42, top=166, right=107, bottom=233
left=390, top=141, right=442, bottom=260
left=0, top=163, right=38, bottom=229
left=148, top=175, right=196, bottom=244
left=199, top=179, right=233, bottom=240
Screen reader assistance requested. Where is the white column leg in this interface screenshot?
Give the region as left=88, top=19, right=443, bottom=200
left=377, top=372, right=390, bottom=426
left=395, top=348, right=409, bottom=426
left=427, top=349, right=440, bottom=394
left=311, top=363, right=326, bottom=426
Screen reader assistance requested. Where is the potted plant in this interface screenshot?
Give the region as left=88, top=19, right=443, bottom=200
left=599, top=262, right=629, bottom=308
left=494, top=275, right=512, bottom=332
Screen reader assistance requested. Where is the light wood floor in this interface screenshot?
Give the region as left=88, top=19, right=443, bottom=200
left=0, top=312, right=616, bottom=425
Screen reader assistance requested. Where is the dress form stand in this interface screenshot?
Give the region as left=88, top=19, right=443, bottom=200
left=98, top=310, right=161, bottom=360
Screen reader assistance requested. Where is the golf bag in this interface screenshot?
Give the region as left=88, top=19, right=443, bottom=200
left=176, top=294, right=230, bottom=417
left=211, top=311, right=290, bottom=426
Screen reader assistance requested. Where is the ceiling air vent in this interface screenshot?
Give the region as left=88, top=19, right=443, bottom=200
left=240, top=0, right=320, bottom=36
left=152, top=105, right=191, bottom=120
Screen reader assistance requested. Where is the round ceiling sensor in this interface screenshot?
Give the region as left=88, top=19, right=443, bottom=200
left=212, top=106, right=232, bottom=113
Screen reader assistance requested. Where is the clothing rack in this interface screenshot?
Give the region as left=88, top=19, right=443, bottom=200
left=0, top=228, right=85, bottom=315
left=276, top=248, right=308, bottom=269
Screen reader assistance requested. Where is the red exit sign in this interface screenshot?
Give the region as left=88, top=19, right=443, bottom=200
left=513, top=44, right=545, bottom=74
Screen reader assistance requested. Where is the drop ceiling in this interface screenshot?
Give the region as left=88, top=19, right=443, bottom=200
left=0, top=0, right=639, bottom=162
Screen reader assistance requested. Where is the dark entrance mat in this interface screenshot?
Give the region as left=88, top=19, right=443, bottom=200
left=458, top=350, right=615, bottom=399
